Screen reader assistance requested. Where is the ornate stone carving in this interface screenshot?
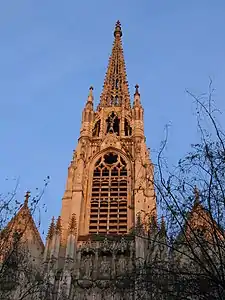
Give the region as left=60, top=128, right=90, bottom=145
left=135, top=139, right=141, bottom=155
left=121, top=140, right=133, bottom=160
left=99, top=255, right=111, bottom=279
left=80, top=253, right=93, bottom=279
left=119, top=237, right=127, bottom=253
left=116, top=254, right=127, bottom=275
left=102, top=238, right=109, bottom=252
left=80, top=140, right=87, bottom=159
left=101, top=132, right=120, bottom=150
left=99, top=21, right=130, bottom=109
left=82, top=238, right=94, bottom=252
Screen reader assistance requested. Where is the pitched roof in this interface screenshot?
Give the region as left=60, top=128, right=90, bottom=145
left=0, top=198, right=44, bottom=254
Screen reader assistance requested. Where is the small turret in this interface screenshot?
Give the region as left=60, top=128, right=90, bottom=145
left=49, top=216, right=62, bottom=262
left=43, top=217, right=55, bottom=262
left=85, top=86, right=94, bottom=109
left=80, top=86, right=94, bottom=137
left=65, top=214, right=77, bottom=260
left=132, top=84, right=144, bottom=137
left=133, top=84, right=141, bottom=106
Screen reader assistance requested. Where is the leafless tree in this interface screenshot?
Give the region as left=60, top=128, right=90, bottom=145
left=149, top=80, right=225, bottom=299
left=111, top=81, right=225, bottom=300
left=0, top=177, right=51, bottom=300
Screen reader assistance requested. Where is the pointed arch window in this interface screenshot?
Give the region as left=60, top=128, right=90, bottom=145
left=89, top=152, right=128, bottom=235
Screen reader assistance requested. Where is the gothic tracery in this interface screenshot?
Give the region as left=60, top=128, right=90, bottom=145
left=89, top=152, right=128, bottom=235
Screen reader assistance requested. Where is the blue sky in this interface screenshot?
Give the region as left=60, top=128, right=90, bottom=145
left=0, top=1, right=225, bottom=238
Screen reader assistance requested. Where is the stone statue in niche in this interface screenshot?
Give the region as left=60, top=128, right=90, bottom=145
left=106, top=112, right=119, bottom=135
left=99, top=255, right=111, bottom=277
left=117, top=254, right=127, bottom=275
left=80, top=253, right=93, bottom=279
left=109, top=114, right=116, bottom=133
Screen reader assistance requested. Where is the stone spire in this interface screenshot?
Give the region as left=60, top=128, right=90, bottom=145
left=85, top=86, right=94, bottom=109
left=55, top=216, right=62, bottom=234
left=24, top=191, right=30, bottom=207
left=47, top=217, right=55, bottom=239
left=99, top=20, right=130, bottom=109
left=68, top=213, right=77, bottom=236
left=133, top=84, right=141, bottom=106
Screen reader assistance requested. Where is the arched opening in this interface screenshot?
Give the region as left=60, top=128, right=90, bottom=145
left=124, top=118, right=132, bottom=136
left=106, top=112, right=120, bottom=135
left=89, top=153, right=129, bottom=234
left=114, top=95, right=119, bottom=106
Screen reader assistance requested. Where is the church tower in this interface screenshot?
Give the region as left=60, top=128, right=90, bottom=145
left=60, top=20, right=156, bottom=239
left=44, top=21, right=157, bottom=299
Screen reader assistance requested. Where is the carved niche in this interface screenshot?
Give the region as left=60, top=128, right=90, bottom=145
left=99, top=254, right=111, bottom=280
left=116, top=253, right=127, bottom=275
left=79, top=252, right=94, bottom=280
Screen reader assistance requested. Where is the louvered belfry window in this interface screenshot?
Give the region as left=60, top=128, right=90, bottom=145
left=89, top=152, right=128, bottom=234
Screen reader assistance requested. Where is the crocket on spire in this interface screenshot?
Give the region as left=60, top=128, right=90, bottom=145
left=99, top=21, right=130, bottom=109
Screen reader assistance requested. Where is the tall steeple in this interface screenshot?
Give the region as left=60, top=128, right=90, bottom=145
left=41, top=22, right=157, bottom=299
left=60, top=21, right=156, bottom=242
left=99, top=21, right=130, bottom=109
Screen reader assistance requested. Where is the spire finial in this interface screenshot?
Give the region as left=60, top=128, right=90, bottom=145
left=89, top=86, right=94, bottom=95
left=135, top=84, right=140, bottom=95
left=86, top=86, right=94, bottom=107
left=24, top=191, right=30, bottom=207
left=114, top=20, right=122, bottom=37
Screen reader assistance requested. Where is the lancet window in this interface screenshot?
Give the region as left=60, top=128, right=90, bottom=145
left=89, top=152, right=128, bottom=234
